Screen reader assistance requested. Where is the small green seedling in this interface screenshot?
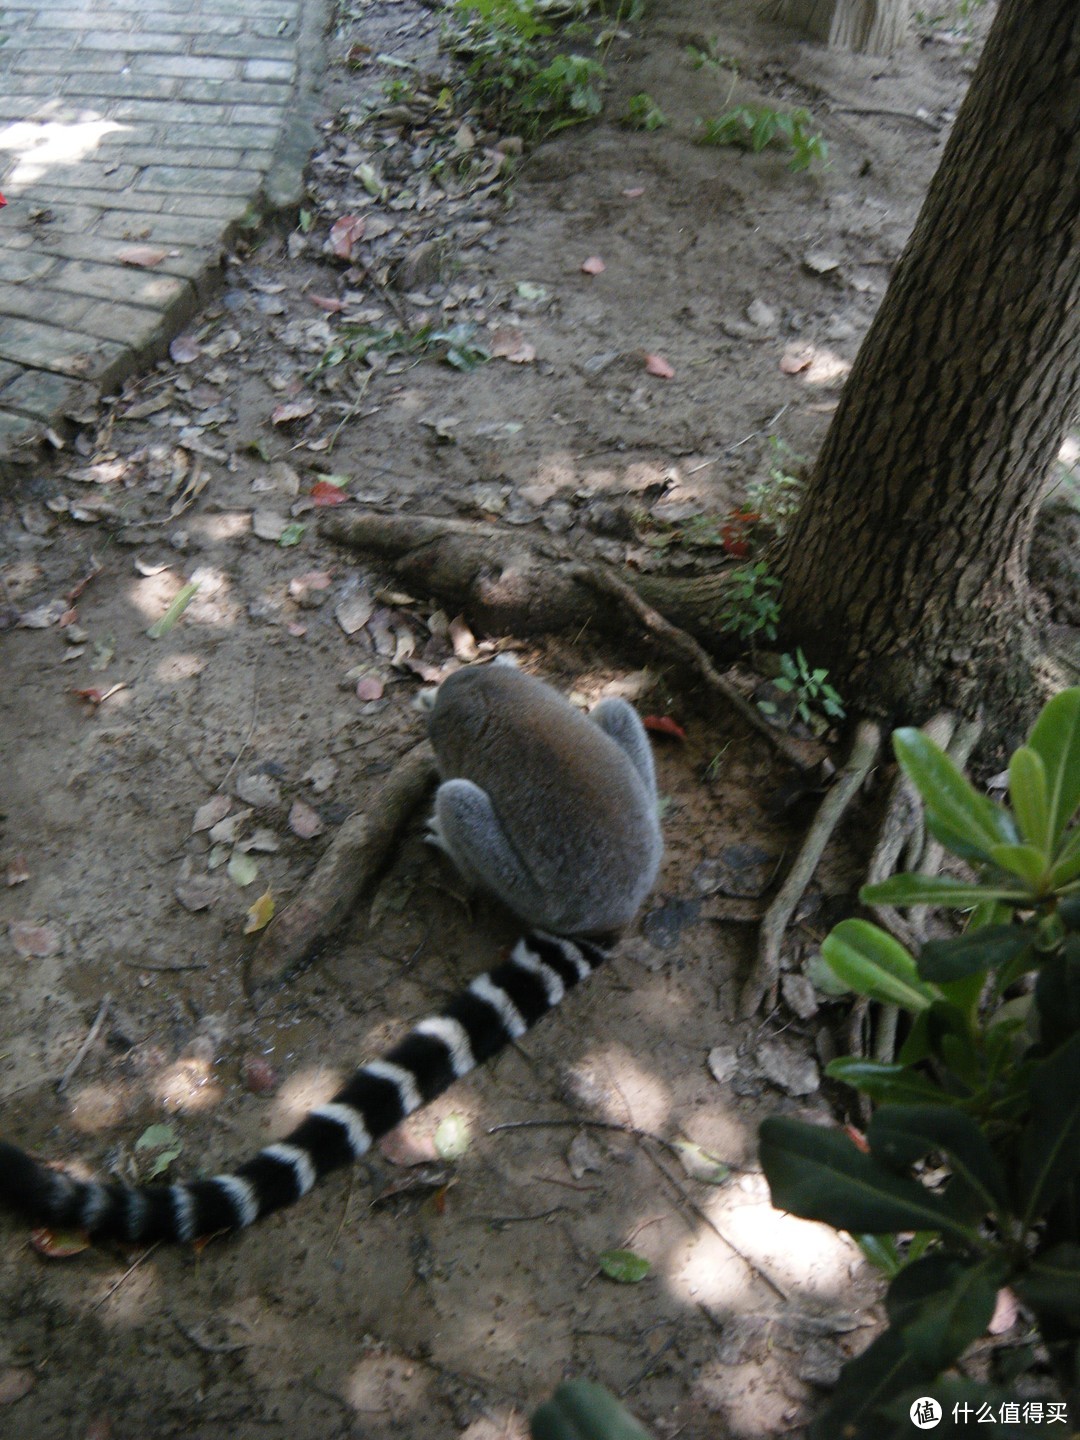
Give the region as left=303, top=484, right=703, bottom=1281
left=698, top=105, right=828, bottom=172
left=624, top=92, right=667, bottom=130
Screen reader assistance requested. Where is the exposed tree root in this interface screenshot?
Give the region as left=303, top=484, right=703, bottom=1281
left=325, top=509, right=826, bottom=773
left=247, top=743, right=437, bottom=995
left=568, top=563, right=825, bottom=773
left=740, top=719, right=882, bottom=1017
left=855, top=714, right=983, bottom=1062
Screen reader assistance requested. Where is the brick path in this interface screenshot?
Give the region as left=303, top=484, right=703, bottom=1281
left=0, top=0, right=323, bottom=475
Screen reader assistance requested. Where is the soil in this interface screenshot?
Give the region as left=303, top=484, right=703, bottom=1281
left=0, top=2, right=1064, bottom=1437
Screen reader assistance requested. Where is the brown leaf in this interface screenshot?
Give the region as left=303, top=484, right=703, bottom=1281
left=643, top=352, right=675, bottom=379
left=329, top=214, right=366, bottom=260
left=240, top=1054, right=278, bottom=1094
left=308, top=294, right=346, bottom=313
left=989, top=1287, right=1019, bottom=1335
left=622, top=186, right=645, bottom=198
left=192, top=796, right=232, bottom=834
left=489, top=328, right=536, bottom=364
left=580, top=255, right=606, bottom=275
left=6, top=854, right=29, bottom=886
left=270, top=398, right=316, bottom=427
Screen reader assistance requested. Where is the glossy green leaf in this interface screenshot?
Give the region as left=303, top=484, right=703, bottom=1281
left=868, top=1106, right=1008, bottom=1212
left=1047, top=823, right=1080, bottom=889
left=759, top=1117, right=979, bottom=1242
left=1027, top=688, right=1080, bottom=848
left=1013, top=1243, right=1080, bottom=1324
left=531, top=1380, right=653, bottom=1440
left=821, top=920, right=938, bottom=1013
left=918, top=924, right=1034, bottom=983
left=1008, top=746, right=1050, bottom=850
left=987, top=842, right=1047, bottom=887
left=894, top=728, right=1015, bottom=854
left=826, top=1058, right=956, bottom=1107
left=886, top=1253, right=1007, bottom=1371
left=597, top=1249, right=651, bottom=1284
left=861, top=872, right=1029, bottom=908
left=1018, top=1031, right=1080, bottom=1224
left=855, top=1232, right=902, bottom=1277
left=1034, top=946, right=1080, bottom=1051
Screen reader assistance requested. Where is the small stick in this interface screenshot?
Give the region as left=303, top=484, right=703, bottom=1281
left=87, top=1241, right=161, bottom=1313
left=57, top=995, right=110, bottom=1094
left=568, top=563, right=824, bottom=773
left=741, top=719, right=882, bottom=1017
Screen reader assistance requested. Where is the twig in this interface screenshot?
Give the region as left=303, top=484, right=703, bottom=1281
left=489, top=1118, right=787, bottom=1300
left=831, top=105, right=942, bottom=131
left=122, top=958, right=209, bottom=971
left=740, top=719, right=882, bottom=1017
left=87, top=1241, right=161, bottom=1313
left=568, top=563, right=825, bottom=773
left=57, top=995, right=111, bottom=1094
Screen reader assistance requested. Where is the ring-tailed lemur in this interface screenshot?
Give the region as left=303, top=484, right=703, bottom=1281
left=0, top=664, right=662, bottom=1245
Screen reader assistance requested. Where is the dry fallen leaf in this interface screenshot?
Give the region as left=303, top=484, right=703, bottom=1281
left=489, top=328, right=536, bottom=364
left=241, top=1053, right=278, bottom=1094
left=9, top=921, right=61, bottom=958
left=311, top=480, right=349, bottom=506
left=288, top=798, right=325, bottom=839
left=271, top=398, right=316, bottom=427
left=243, top=887, right=275, bottom=934
left=643, top=352, right=675, bottom=379
left=643, top=714, right=687, bottom=741
left=192, top=795, right=232, bottom=833
left=622, top=186, right=645, bottom=198
left=780, top=348, right=814, bottom=375
left=117, top=245, right=169, bottom=268
left=580, top=255, right=606, bottom=275
left=329, top=214, right=366, bottom=260
left=308, top=294, right=347, bottom=313
left=169, top=334, right=200, bottom=364
left=30, top=1225, right=90, bottom=1258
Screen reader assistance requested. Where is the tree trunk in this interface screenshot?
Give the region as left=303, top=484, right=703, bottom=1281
left=769, top=0, right=910, bottom=53
left=778, top=0, right=1080, bottom=722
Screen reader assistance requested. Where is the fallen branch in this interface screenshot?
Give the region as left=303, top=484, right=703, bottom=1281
left=57, top=995, right=110, bottom=1094
left=568, top=563, right=826, bottom=773
left=740, top=719, right=882, bottom=1017
left=247, top=743, right=437, bottom=993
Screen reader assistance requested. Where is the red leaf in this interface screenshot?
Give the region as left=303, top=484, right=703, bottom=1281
left=329, top=214, right=366, bottom=260
left=308, top=294, right=346, bottom=313
left=310, top=480, right=348, bottom=506
left=643, top=715, right=687, bottom=741
left=843, top=1124, right=870, bottom=1153
left=580, top=255, right=605, bottom=275
left=30, top=1226, right=90, bottom=1258
left=643, top=352, right=674, bottom=379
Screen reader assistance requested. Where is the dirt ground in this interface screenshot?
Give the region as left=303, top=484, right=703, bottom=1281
left=0, top=1, right=1036, bottom=1436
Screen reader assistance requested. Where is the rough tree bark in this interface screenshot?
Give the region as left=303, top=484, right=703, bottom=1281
left=769, top=0, right=910, bottom=53
left=778, top=0, right=1080, bottom=723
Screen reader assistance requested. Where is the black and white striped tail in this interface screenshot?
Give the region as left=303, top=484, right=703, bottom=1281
left=0, top=931, right=608, bottom=1245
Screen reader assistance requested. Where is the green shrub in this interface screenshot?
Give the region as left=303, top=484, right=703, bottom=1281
left=760, top=688, right=1080, bottom=1435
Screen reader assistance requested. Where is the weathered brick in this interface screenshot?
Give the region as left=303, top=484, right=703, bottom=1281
left=129, top=54, right=240, bottom=81
left=0, top=248, right=61, bottom=284
left=136, top=165, right=266, bottom=195
left=242, top=59, right=296, bottom=83
left=47, top=258, right=195, bottom=312
left=0, top=316, right=131, bottom=384
left=79, top=30, right=192, bottom=54
left=0, top=368, right=94, bottom=423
